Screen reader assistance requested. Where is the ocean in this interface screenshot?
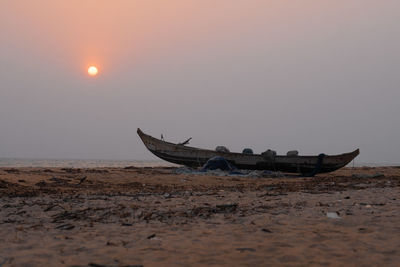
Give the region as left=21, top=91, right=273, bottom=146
left=0, top=158, right=177, bottom=168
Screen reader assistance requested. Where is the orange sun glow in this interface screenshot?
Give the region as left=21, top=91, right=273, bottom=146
left=87, top=66, right=98, bottom=76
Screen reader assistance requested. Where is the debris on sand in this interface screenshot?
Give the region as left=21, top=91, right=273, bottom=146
left=35, top=180, right=47, bottom=187
left=49, top=177, right=70, bottom=184
left=147, top=234, right=156, bottom=239
left=236, top=248, right=256, bottom=252
left=78, top=176, right=87, bottom=185
left=55, top=223, right=75, bottom=230
left=174, top=166, right=284, bottom=178
left=326, top=212, right=341, bottom=219
left=3, top=168, right=19, bottom=173
left=216, top=203, right=238, bottom=213
left=124, top=166, right=139, bottom=170
left=352, top=173, right=385, bottom=178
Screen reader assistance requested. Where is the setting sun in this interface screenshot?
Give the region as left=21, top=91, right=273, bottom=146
left=87, top=66, right=98, bottom=76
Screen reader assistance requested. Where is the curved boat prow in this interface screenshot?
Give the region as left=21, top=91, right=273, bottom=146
left=137, top=128, right=144, bottom=137
left=347, top=148, right=360, bottom=164
left=137, top=128, right=156, bottom=150
left=347, top=148, right=360, bottom=162
left=320, top=148, right=360, bottom=173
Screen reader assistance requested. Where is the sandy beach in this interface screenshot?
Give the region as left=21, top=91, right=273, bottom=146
left=0, top=166, right=399, bottom=266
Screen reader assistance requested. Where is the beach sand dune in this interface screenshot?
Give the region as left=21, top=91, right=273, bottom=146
left=0, top=166, right=399, bottom=266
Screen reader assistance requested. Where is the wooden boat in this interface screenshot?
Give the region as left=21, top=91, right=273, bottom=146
left=137, top=128, right=359, bottom=175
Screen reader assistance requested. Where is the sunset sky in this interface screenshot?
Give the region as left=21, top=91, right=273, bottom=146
left=1, top=1, right=399, bottom=163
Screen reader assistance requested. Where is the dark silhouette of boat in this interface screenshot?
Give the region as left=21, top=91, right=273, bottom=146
left=137, top=128, right=359, bottom=175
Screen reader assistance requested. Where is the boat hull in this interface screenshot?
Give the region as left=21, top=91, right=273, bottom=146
left=137, top=128, right=359, bottom=175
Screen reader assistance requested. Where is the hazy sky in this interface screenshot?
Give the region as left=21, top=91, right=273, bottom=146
left=1, top=1, right=399, bottom=163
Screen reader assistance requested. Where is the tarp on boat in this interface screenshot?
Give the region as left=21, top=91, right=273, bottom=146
left=201, top=156, right=237, bottom=172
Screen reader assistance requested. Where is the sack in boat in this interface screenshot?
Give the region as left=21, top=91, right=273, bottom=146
left=286, top=150, right=299, bottom=156
left=262, top=149, right=276, bottom=159
left=215, top=146, right=230, bottom=153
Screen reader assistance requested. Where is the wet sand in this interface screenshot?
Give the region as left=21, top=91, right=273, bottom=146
left=0, top=166, right=399, bottom=266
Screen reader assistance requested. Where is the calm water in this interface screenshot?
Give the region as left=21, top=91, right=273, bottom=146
left=0, top=158, right=177, bottom=168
